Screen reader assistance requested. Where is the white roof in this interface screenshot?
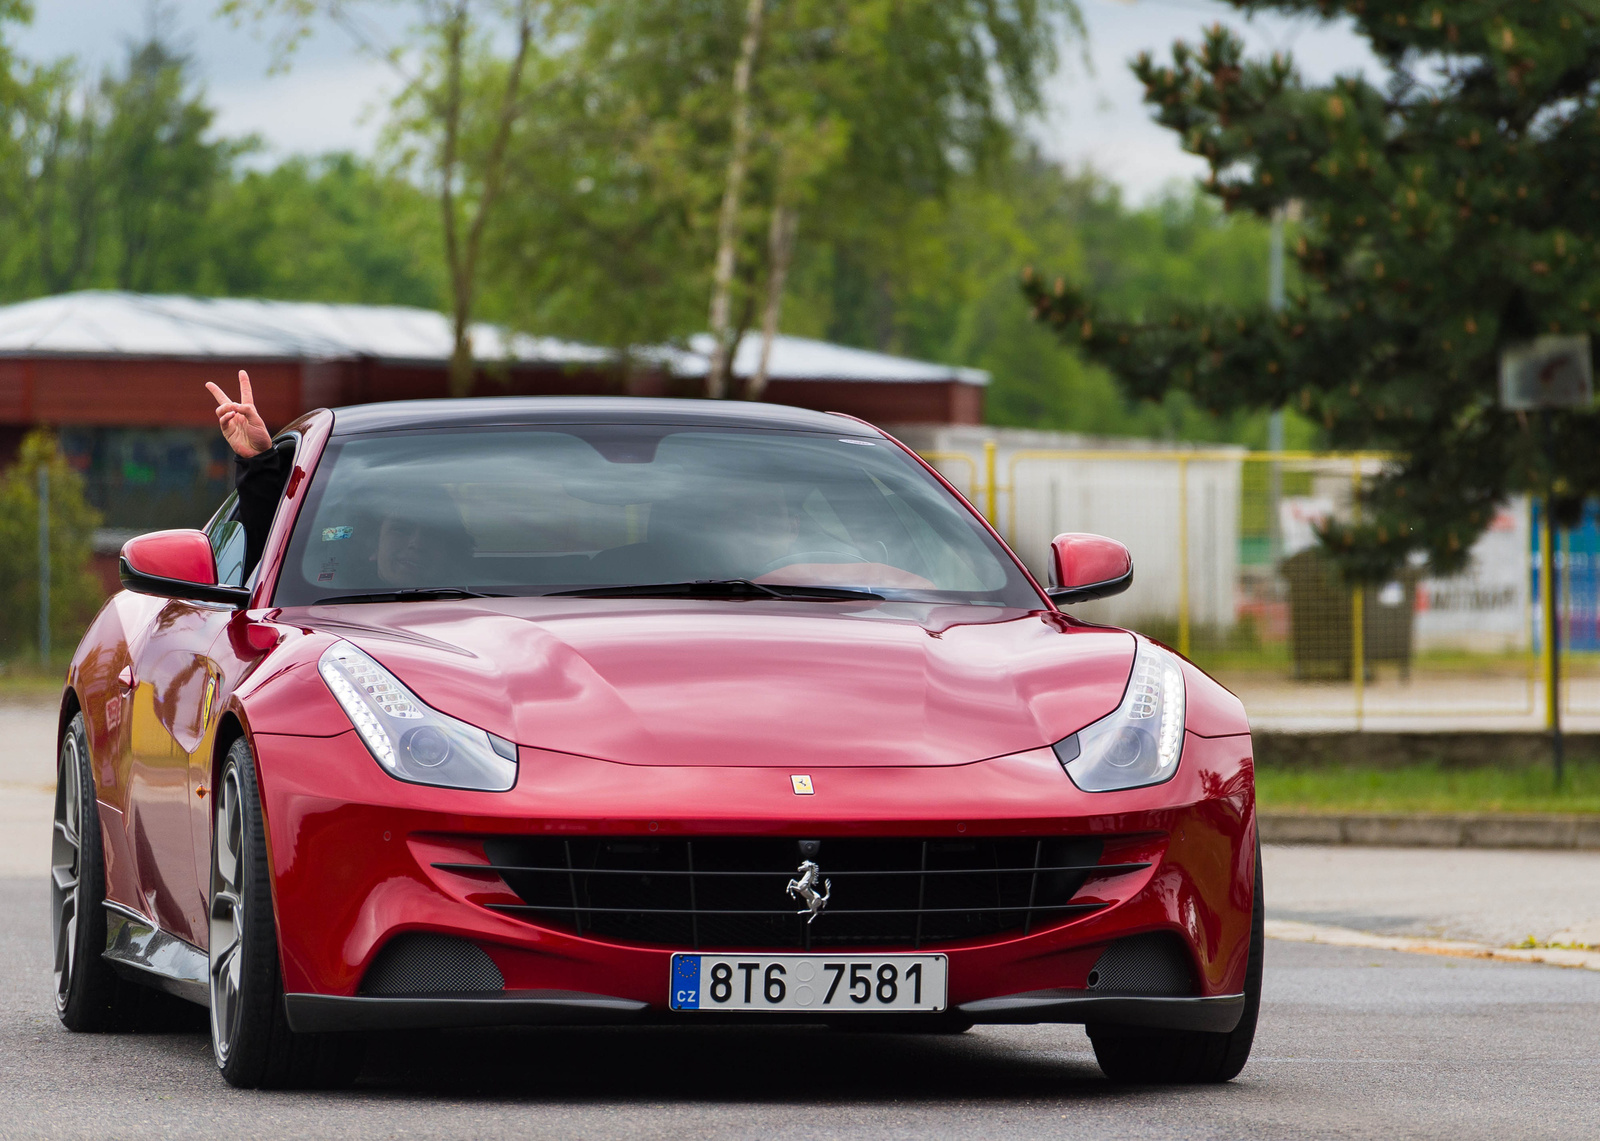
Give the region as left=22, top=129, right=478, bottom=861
left=0, top=291, right=609, bottom=366
left=0, top=291, right=988, bottom=385
left=684, top=332, right=988, bottom=386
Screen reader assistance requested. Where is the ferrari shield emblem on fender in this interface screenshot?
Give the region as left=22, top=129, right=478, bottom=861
left=786, top=860, right=831, bottom=922
left=790, top=774, right=814, bottom=795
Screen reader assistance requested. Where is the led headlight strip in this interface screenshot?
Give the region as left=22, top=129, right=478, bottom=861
left=318, top=640, right=517, bottom=792
left=1053, top=640, right=1186, bottom=792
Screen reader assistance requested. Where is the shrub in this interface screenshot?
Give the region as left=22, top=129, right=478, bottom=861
left=0, top=430, right=104, bottom=662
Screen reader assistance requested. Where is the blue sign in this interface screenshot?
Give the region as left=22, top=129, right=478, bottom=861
left=1532, top=499, right=1600, bottom=652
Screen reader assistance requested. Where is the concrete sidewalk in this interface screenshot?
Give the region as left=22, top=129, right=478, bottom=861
left=1, top=699, right=56, bottom=879
left=1262, top=843, right=1600, bottom=948
left=0, top=698, right=56, bottom=785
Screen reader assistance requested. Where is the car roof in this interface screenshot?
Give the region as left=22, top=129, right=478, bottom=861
left=328, top=396, right=882, bottom=437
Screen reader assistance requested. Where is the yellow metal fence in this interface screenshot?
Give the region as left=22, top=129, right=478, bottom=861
left=923, top=445, right=1561, bottom=731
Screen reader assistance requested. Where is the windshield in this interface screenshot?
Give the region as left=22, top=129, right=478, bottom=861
left=275, top=425, right=1040, bottom=608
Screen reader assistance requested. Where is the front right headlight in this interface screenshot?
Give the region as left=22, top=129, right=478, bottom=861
left=1052, top=640, right=1185, bottom=792
left=318, top=640, right=518, bottom=792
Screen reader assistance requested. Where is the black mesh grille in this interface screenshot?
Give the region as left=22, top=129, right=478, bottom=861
left=1088, top=933, right=1196, bottom=996
left=360, top=933, right=505, bottom=995
left=439, top=836, right=1144, bottom=951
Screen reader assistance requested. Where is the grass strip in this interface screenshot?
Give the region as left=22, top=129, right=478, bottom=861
left=1257, top=761, right=1600, bottom=815
left=0, top=658, right=72, bottom=701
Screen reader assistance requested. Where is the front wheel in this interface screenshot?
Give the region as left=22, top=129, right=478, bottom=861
left=1088, top=837, right=1264, bottom=1084
left=209, top=736, right=364, bottom=1088
left=53, top=712, right=122, bottom=1030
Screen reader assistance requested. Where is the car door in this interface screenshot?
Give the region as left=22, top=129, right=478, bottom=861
left=124, top=491, right=250, bottom=946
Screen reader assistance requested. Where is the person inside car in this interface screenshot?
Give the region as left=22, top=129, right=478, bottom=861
left=207, top=371, right=471, bottom=589
left=208, top=371, right=288, bottom=580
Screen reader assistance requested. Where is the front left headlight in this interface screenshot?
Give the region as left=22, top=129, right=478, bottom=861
left=1052, top=640, right=1185, bottom=792
left=318, top=640, right=518, bottom=792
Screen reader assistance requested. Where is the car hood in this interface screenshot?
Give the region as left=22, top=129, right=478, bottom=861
left=293, top=598, right=1136, bottom=768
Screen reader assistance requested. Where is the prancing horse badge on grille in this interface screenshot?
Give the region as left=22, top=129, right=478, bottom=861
left=786, top=860, right=831, bottom=923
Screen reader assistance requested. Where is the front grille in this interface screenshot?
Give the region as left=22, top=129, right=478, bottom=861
left=439, top=837, right=1147, bottom=951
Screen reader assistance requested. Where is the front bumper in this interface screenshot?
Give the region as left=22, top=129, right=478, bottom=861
left=283, top=990, right=1245, bottom=1034
left=254, top=730, right=1255, bottom=1032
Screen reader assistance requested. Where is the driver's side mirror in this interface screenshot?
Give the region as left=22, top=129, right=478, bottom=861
left=120, top=530, right=251, bottom=608
left=1047, top=533, right=1133, bottom=605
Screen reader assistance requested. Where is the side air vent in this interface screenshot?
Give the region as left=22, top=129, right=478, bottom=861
left=1086, top=933, right=1196, bottom=997
left=359, top=933, right=504, bottom=996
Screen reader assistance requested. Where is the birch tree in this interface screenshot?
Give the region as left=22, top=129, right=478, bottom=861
left=703, top=0, right=764, bottom=399
left=222, top=0, right=566, bottom=394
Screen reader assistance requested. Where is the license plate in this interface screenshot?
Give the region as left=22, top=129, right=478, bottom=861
left=670, top=954, right=947, bottom=1012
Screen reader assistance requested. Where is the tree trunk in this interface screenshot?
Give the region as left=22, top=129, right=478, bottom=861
left=441, top=0, right=534, bottom=398
left=705, top=0, right=765, bottom=400
left=746, top=202, right=797, bottom=402
left=438, top=4, right=471, bottom=395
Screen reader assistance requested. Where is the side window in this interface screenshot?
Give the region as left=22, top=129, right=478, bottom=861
left=207, top=491, right=248, bottom=587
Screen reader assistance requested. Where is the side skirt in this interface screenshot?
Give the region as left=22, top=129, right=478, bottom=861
left=959, top=990, right=1245, bottom=1033
left=103, top=902, right=209, bottom=1007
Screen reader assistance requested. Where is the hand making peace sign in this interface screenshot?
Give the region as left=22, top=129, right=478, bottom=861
left=206, top=370, right=273, bottom=458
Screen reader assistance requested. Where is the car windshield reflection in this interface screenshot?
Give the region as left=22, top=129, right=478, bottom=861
left=276, top=425, right=1037, bottom=609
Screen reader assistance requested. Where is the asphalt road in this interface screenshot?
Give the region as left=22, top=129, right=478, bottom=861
left=4, top=877, right=1599, bottom=1140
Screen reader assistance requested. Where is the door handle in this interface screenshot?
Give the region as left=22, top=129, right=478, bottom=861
left=117, top=665, right=134, bottom=690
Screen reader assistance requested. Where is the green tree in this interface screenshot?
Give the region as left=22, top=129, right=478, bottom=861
left=757, top=137, right=1311, bottom=443
left=0, top=431, right=103, bottom=661
left=98, top=37, right=243, bottom=291
left=201, top=153, right=445, bottom=307
left=0, top=17, right=445, bottom=310
left=480, top=0, right=1078, bottom=389
left=1025, top=2, right=1600, bottom=579
left=224, top=0, right=577, bottom=393
left=0, top=3, right=101, bottom=299
left=0, top=32, right=242, bottom=299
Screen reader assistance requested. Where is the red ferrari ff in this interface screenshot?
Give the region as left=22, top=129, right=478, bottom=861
left=51, top=398, right=1259, bottom=1089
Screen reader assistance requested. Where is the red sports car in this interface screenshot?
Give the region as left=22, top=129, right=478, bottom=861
left=51, top=397, right=1260, bottom=1089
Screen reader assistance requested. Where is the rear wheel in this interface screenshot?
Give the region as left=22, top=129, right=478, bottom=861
left=1088, top=838, right=1264, bottom=1084
left=53, top=712, right=123, bottom=1030
left=209, top=736, right=364, bottom=1089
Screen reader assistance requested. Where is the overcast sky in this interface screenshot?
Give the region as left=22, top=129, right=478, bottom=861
left=17, top=0, right=1383, bottom=202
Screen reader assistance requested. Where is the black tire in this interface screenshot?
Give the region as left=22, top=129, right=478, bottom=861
left=1088, top=836, right=1264, bottom=1084
left=209, top=736, right=364, bottom=1089
left=53, top=712, right=124, bottom=1030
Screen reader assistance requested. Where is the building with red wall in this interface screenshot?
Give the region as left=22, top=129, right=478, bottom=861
left=0, top=292, right=988, bottom=557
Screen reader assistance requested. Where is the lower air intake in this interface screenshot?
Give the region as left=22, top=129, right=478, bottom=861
left=1088, top=933, right=1196, bottom=996
left=359, top=933, right=504, bottom=996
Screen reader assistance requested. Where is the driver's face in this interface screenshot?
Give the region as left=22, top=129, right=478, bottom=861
left=374, top=515, right=427, bottom=586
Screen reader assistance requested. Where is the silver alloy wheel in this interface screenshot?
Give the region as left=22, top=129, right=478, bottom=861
left=50, top=731, right=83, bottom=1015
left=209, top=764, right=245, bottom=1066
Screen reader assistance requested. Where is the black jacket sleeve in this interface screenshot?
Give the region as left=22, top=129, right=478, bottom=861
left=235, top=447, right=290, bottom=580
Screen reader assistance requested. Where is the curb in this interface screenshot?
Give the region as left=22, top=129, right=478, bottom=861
left=1266, top=919, right=1600, bottom=972
left=1260, top=811, right=1600, bottom=849
left=1254, top=731, right=1600, bottom=770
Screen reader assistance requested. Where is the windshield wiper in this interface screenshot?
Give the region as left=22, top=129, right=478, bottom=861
left=547, top=579, right=883, bottom=602
left=312, top=588, right=508, bottom=605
